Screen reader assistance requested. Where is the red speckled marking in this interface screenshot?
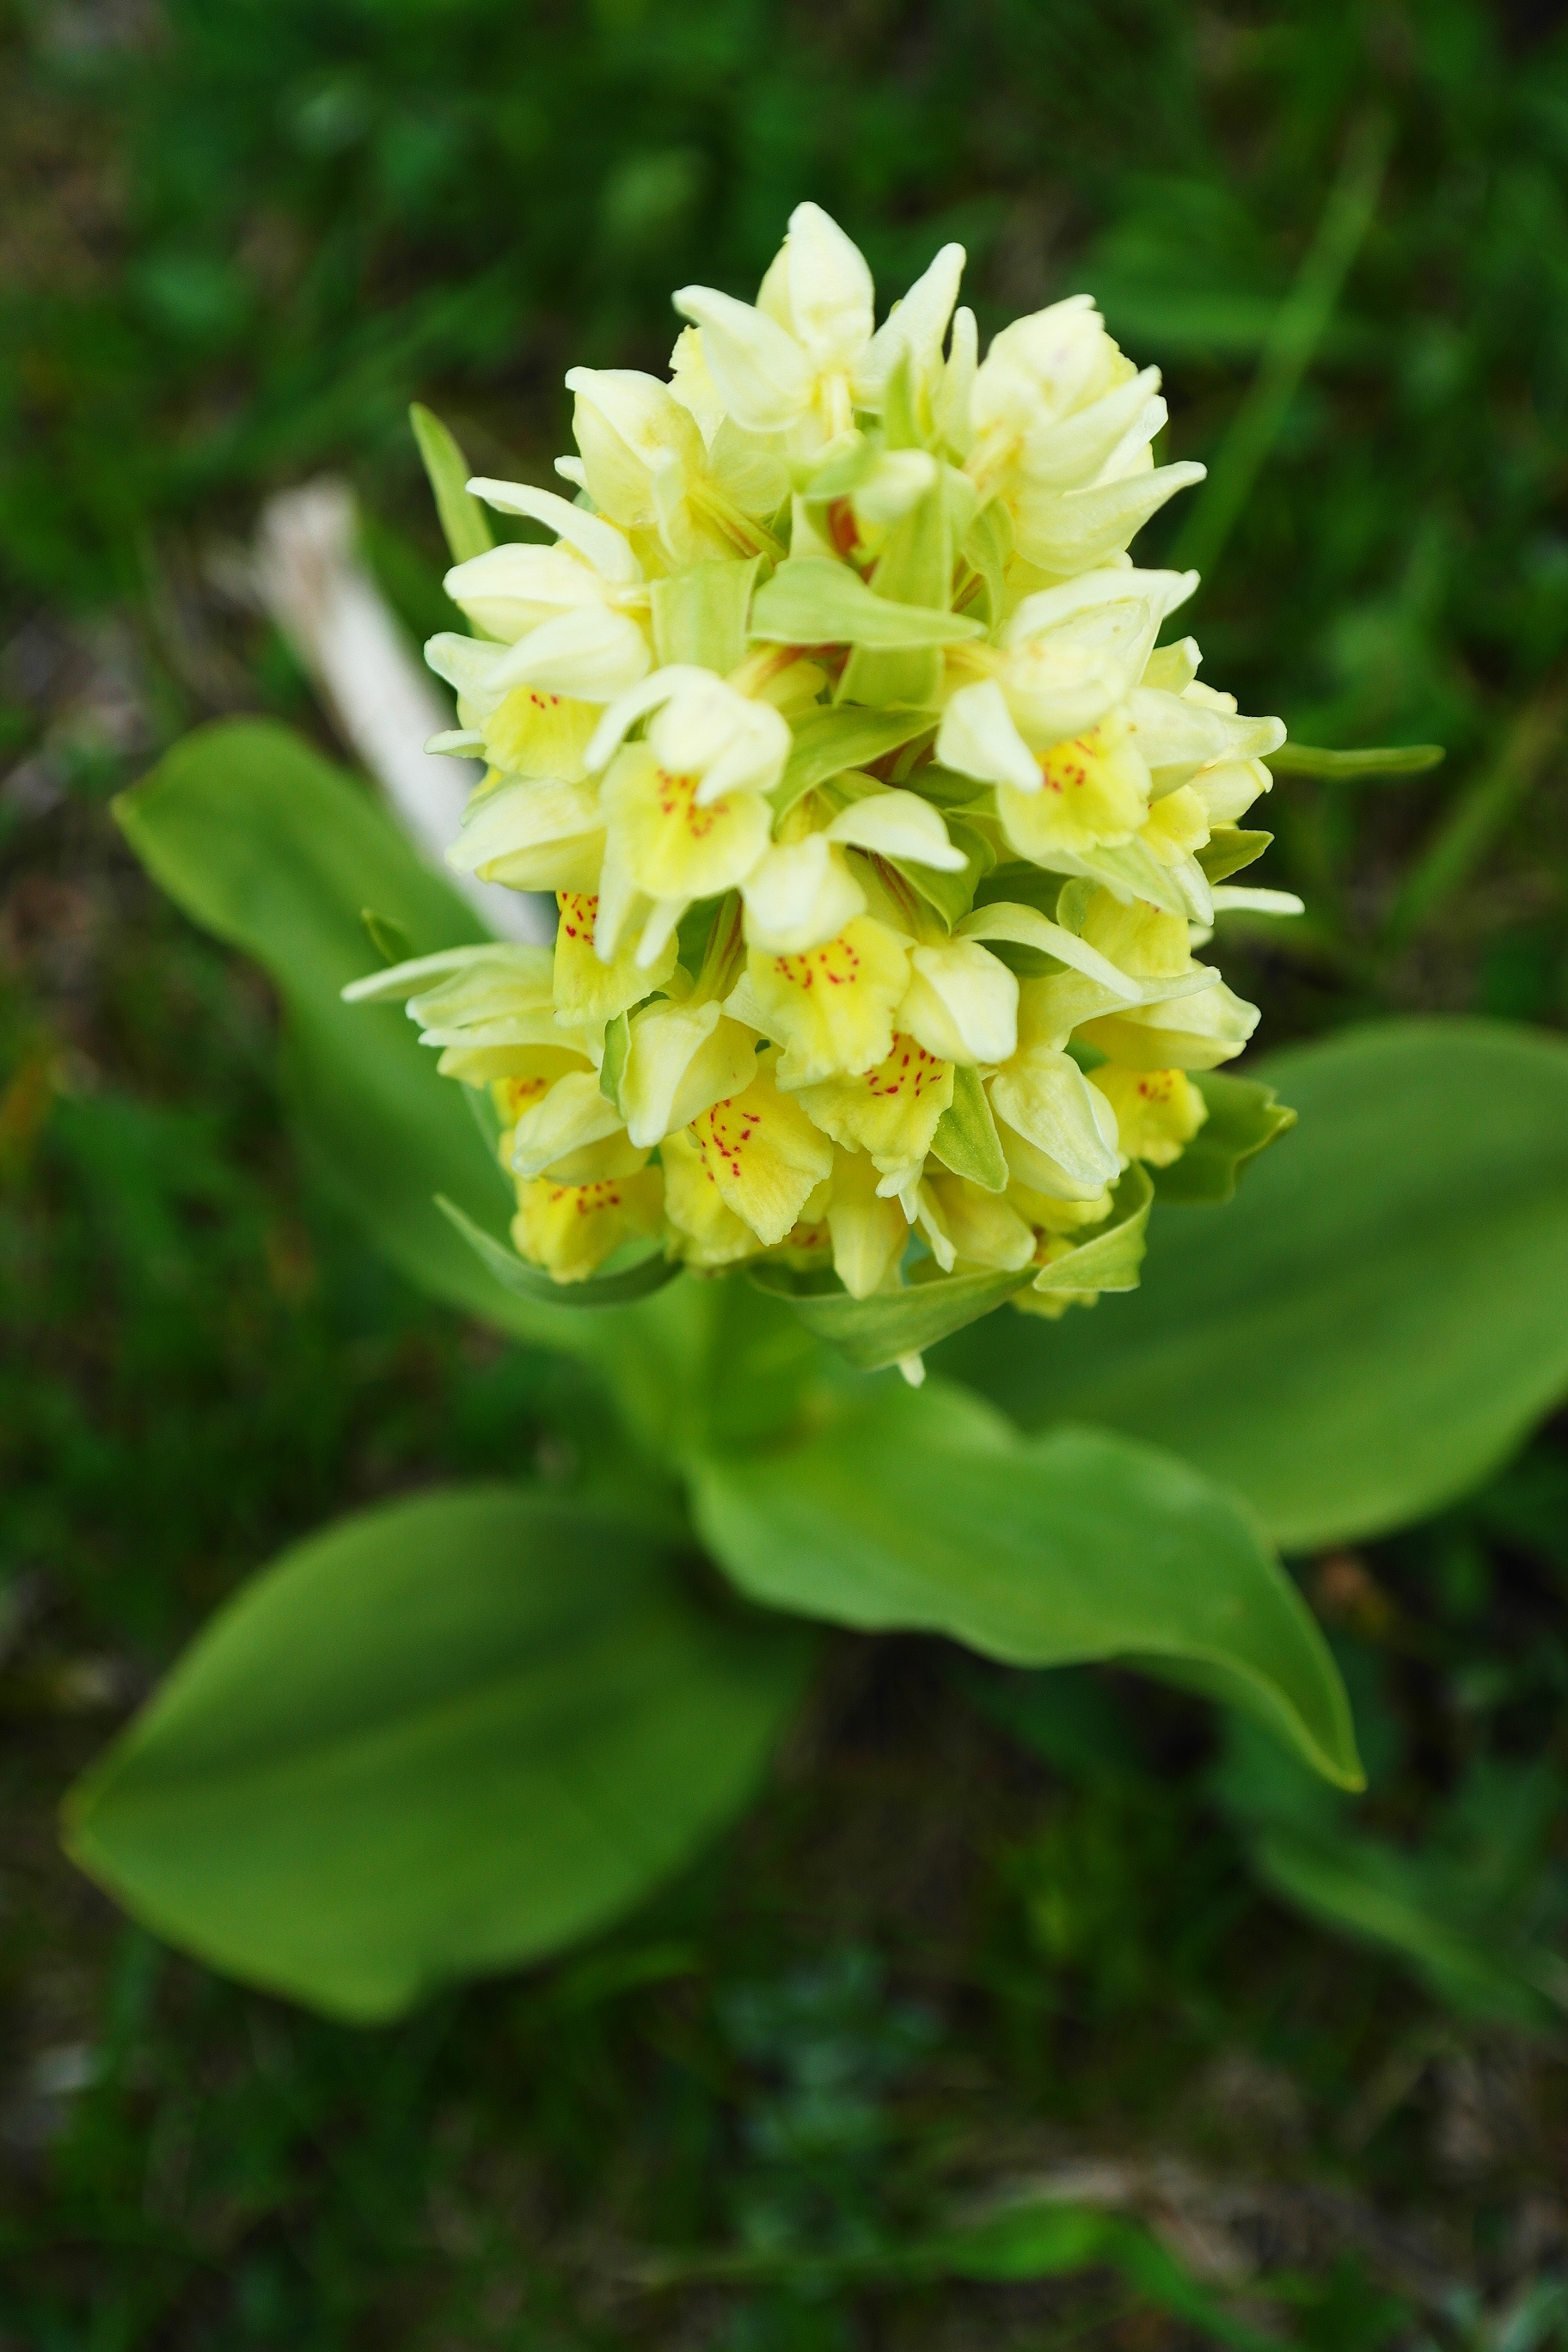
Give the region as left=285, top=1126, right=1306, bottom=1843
left=772, top=932, right=862, bottom=994
left=495, top=1074, right=551, bottom=1120
left=657, top=768, right=720, bottom=839
left=543, top=1179, right=624, bottom=1216
left=557, top=891, right=597, bottom=943
left=691, top=1097, right=763, bottom=1186
left=863, top=1035, right=946, bottom=1102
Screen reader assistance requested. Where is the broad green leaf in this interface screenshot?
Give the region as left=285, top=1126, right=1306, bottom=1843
left=66, top=1486, right=811, bottom=2021
left=930, top=1065, right=1008, bottom=1191
left=750, top=558, right=983, bottom=652
left=694, top=1381, right=1361, bottom=1786
left=771, top=707, right=934, bottom=818
left=749, top=1259, right=1037, bottom=1371
left=1271, top=741, right=1444, bottom=781
left=113, top=720, right=607, bottom=1363
left=939, top=1020, right=1568, bottom=1549
left=1150, top=1070, right=1295, bottom=1204
left=652, top=556, right=758, bottom=673
left=409, top=403, right=493, bottom=566
left=438, top=1195, right=680, bottom=1308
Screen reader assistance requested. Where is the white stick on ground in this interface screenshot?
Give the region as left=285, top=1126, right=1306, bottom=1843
left=254, top=480, right=552, bottom=946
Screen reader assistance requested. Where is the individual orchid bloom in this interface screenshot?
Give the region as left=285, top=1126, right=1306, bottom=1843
left=446, top=480, right=648, bottom=640
left=987, top=1040, right=1124, bottom=1200
left=586, top=668, right=793, bottom=807
left=920, top=1173, right=1038, bottom=1273
left=1080, top=972, right=1259, bottom=1071
left=616, top=997, right=759, bottom=1149
left=964, top=294, right=1206, bottom=573
left=511, top=1137, right=665, bottom=1283
left=990, top=708, right=1154, bottom=865
left=595, top=741, right=775, bottom=970
left=508, top=1067, right=627, bottom=1180
left=815, top=1146, right=910, bottom=1298
left=896, top=938, right=1020, bottom=1069
left=672, top=202, right=965, bottom=454
left=794, top=1032, right=955, bottom=1198
left=935, top=567, right=1196, bottom=794
left=735, top=915, right=913, bottom=1088
left=559, top=367, right=787, bottom=571
left=738, top=787, right=966, bottom=959
left=340, top=944, right=587, bottom=1085
left=663, top=1050, right=834, bottom=1255
left=444, top=775, right=606, bottom=896
left=1088, top=1063, right=1209, bottom=1167
left=553, top=889, right=678, bottom=1030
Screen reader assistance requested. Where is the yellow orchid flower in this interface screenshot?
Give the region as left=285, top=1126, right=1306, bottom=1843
left=794, top=1032, right=954, bottom=1195
left=665, top=1050, right=833, bottom=1253
left=739, top=916, right=912, bottom=1088
left=511, top=1137, right=665, bottom=1283
left=560, top=366, right=786, bottom=570
left=988, top=1040, right=1123, bottom=1200
left=554, top=888, right=678, bottom=1029
left=1089, top=1064, right=1209, bottom=1167
left=819, top=1146, right=909, bottom=1299
left=673, top=201, right=965, bottom=455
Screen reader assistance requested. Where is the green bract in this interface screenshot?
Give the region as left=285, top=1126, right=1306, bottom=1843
left=70, top=205, right=1568, bottom=2022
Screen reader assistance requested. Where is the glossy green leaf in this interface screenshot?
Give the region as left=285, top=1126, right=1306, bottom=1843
left=438, top=1195, right=681, bottom=1308
left=113, top=719, right=602, bottom=1360
left=749, top=1259, right=1037, bottom=1371
left=929, top=1064, right=1008, bottom=1191
left=66, top=1486, right=811, bottom=2020
left=750, top=558, right=983, bottom=651
left=409, top=402, right=493, bottom=566
left=940, top=1020, right=1568, bottom=1548
left=694, top=1381, right=1361, bottom=1786
left=1150, top=1070, right=1295, bottom=1204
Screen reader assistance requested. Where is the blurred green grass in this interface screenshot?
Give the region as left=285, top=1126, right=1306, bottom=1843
left=3, top=2, right=1568, bottom=2345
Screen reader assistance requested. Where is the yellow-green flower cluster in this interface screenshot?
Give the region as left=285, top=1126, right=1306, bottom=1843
left=356, top=205, right=1295, bottom=1316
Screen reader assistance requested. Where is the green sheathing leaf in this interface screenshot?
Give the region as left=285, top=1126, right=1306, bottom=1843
left=749, top=1261, right=1037, bottom=1370
left=438, top=1195, right=679, bottom=1308
left=1151, top=1070, right=1295, bottom=1204
left=940, top=1020, right=1568, bottom=1550
left=409, top=403, right=493, bottom=566
left=113, top=719, right=607, bottom=1361
left=694, top=1381, right=1361, bottom=1787
left=65, top=1486, right=811, bottom=2021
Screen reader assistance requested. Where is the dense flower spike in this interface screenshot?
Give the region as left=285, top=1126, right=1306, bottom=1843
left=352, top=205, right=1301, bottom=1360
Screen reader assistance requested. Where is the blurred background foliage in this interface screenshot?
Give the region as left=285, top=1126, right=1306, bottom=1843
left=3, top=1, right=1568, bottom=2345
